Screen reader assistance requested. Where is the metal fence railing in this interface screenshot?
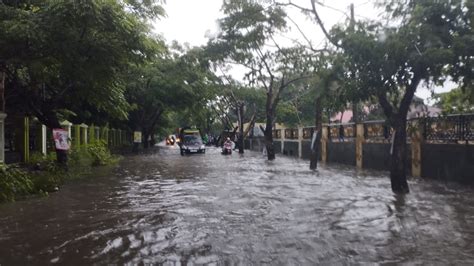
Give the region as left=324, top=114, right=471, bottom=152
left=327, top=123, right=356, bottom=142
left=257, top=113, right=473, bottom=144
left=423, top=114, right=474, bottom=143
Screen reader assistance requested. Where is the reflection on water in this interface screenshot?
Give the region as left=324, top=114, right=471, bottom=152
left=1, top=146, right=473, bottom=264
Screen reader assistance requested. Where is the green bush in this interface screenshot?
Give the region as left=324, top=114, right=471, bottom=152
left=1, top=141, right=118, bottom=203
left=23, top=152, right=64, bottom=194
left=69, top=146, right=94, bottom=172
left=87, top=140, right=116, bottom=166
left=30, top=171, right=63, bottom=193
left=28, top=152, right=59, bottom=172
left=0, top=164, right=34, bottom=202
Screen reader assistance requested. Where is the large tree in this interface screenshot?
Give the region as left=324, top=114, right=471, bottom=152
left=208, top=78, right=266, bottom=152
left=209, top=0, right=313, bottom=160
left=276, top=0, right=471, bottom=191
left=126, top=46, right=216, bottom=148
left=330, top=0, right=472, bottom=193
left=1, top=0, right=161, bottom=163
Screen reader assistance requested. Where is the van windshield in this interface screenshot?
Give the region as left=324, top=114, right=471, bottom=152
left=183, top=135, right=202, bottom=145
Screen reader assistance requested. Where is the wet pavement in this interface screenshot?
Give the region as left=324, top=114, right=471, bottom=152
left=1, top=144, right=474, bottom=264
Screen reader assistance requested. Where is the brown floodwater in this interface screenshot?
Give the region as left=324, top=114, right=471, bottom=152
left=1, top=145, right=473, bottom=264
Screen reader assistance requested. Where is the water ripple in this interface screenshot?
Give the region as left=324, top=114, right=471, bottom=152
left=0, top=146, right=473, bottom=264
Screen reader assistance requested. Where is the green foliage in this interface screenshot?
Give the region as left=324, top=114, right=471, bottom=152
left=435, top=87, right=474, bottom=114
left=69, top=141, right=118, bottom=171
left=1, top=0, right=164, bottom=129
left=276, top=101, right=301, bottom=127
left=327, top=0, right=472, bottom=125
left=68, top=147, right=94, bottom=174
left=0, top=164, right=33, bottom=202
left=0, top=141, right=118, bottom=203
left=124, top=0, right=166, bottom=19
left=209, top=0, right=316, bottom=149
left=29, top=152, right=57, bottom=170
left=23, top=152, right=63, bottom=193
left=30, top=171, right=62, bottom=195
left=87, top=140, right=116, bottom=166
left=126, top=46, right=217, bottom=139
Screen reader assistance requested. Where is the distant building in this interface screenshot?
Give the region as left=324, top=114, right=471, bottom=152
left=331, top=97, right=442, bottom=123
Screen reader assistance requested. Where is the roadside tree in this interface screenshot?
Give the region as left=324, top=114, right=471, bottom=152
left=1, top=1, right=162, bottom=163
left=209, top=0, right=313, bottom=160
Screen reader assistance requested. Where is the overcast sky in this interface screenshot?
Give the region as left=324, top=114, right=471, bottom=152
left=153, top=0, right=453, bottom=103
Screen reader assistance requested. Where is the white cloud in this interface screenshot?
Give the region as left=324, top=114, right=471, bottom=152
left=153, top=0, right=223, bottom=46
left=153, top=0, right=456, bottom=102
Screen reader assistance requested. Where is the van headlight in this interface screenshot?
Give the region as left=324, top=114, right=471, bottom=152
left=200, top=145, right=205, bottom=149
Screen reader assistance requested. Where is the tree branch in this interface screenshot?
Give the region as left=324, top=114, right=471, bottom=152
left=377, top=92, right=394, bottom=120
left=309, top=0, right=341, bottom=48
left=399, top=72, right=422, bottom=116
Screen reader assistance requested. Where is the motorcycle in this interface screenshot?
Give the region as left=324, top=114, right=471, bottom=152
left=221, top=141, right=233, bottom=155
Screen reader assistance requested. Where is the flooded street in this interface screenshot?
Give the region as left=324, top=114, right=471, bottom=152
left=1, top=145, right=474, bottom=265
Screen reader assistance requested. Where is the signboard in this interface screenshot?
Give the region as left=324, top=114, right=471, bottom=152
left=53, top=128, right=70, bottom=150
left=133, top=131, right=142, bottom=143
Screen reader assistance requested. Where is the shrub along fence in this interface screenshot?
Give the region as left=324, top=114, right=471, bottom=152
left=2, top=115, right=131, bottom=164
left=245, top=114, right=474, bottom=184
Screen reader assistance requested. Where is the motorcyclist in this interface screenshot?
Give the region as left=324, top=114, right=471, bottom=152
left=222, top=137, right=233, bottom=154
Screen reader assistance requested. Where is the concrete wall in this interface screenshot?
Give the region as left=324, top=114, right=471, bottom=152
left=421, top=144, right=474, bottom=184
left=327, top=142, right=356, bottom=166
left=244, top=121, right=473, bottom=186
left=246, top=137, right=280, bottom=153
left=244, top=139, right=251, bottom=150
left=249, top=138, right=264, bottom=152
left=274, top=140, right=282, bottom=154
left=362, top=143, right=412, bottom=172
left=283, top=141, right=298, bottom=157
left=301, top=140, right=321, bottom=160
left=5, top=151, right=21, bottom=164
left=362, top=143, right=391, bottom=171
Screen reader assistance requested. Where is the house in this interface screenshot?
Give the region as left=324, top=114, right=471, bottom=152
left=331, top=97, right=442, bottom=123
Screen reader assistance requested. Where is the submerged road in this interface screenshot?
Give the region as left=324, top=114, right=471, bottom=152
left=1, top=144, right=474, bottom=264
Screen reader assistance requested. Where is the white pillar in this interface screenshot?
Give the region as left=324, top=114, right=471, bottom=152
left=0, top=112, right=6, bottom=163
left=80, top=123, right=88, bottom=145
left=41, top=125, right=47, bottom=155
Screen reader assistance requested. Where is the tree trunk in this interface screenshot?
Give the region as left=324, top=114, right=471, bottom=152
left=150, top=132, right=156, bottom=147
left=377, top=77, right=419, bottom=194
left=310, top=97, right=322, bottom=170
left=352, top=102, right=358, bottom=123
left=0, top=67, right=5, bottom=112
left=264, top=111, right=275, bottom=160
left=238, top=130, right=244, bottom=153
left=142, top=129, right=149, bottom=149
left=243, top=112, right=256, bottom=138
left=390, top=116, right=410, bottom=193
left=238, top=105, right=244, bottom=154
